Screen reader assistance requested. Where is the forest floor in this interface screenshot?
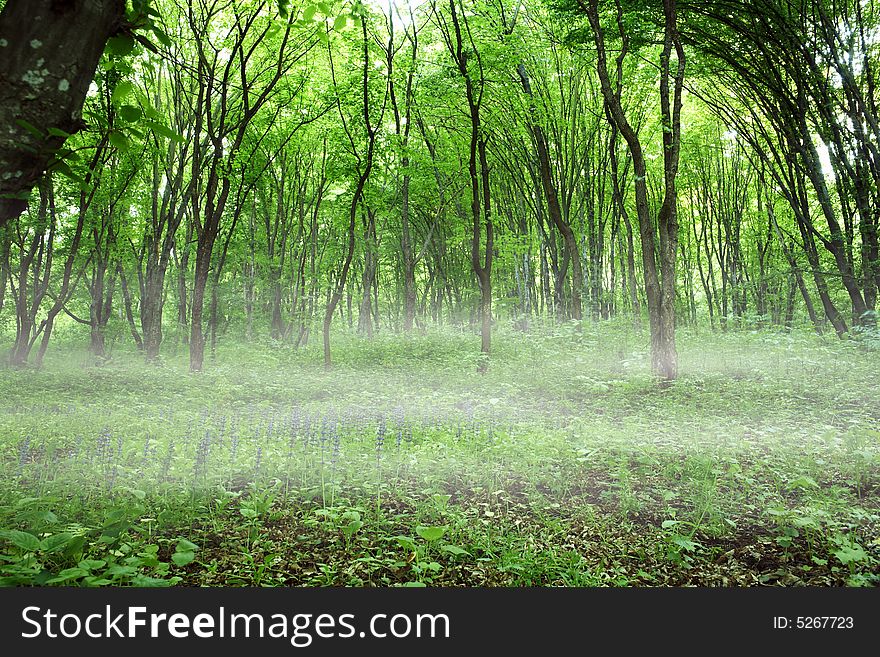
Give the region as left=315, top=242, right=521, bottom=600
left=1, top=322, right=879, bottom=587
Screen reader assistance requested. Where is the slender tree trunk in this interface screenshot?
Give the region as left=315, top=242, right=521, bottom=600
left=517, top=64, right=582, bottom=321
left=118, top=263, right=144, bottom=350
left=587, top=0, right=683, bottom=382
left=189, top=238, right=212, bottom=372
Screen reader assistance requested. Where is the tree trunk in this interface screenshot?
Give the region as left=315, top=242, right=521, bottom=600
left=189, top=239, right=211, bottom=372
left=587, top=0, right=683, bottom=382
left=517, top=64, right=582, bottom=321
left=0, top=0, right=124, bottom=227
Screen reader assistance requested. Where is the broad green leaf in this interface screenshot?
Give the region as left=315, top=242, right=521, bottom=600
left=63, top=535, right=87, bottom=558
left=787, top=475, right=818, bottom=490
left=46, top=567, right=90, bottom=583
left=393, top=535, right=416, bottom=551
left=415, top=525, right=448, bottom=542
left=342, top=520, right=363, bottom=536
left=0, top=530, right=41, bottom=552
left=111, top=81, right=136, bottom=105
left=333, top=15, right=347, bottom=31
left=151, top=26, right=172, bottom=48
left=82, top=577, right=113, bottom=587
left=833, top=544, right=867, bottom=565
left=176, top=539, right=198, bottom=552
left=146, top=120, right=184, bottom=142
left=131, top=575, right=176, bottom=587
left=119, top=105, right=143, bottom=123
left=109, top=131, right=131, bottom=151
left=171, top=551, right=195, bottom=566
left=40, top=533, right=74, bottom=553
left=107, top=34, right=136, bottom=57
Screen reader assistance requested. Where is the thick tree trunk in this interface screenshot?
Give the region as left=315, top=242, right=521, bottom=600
left=0, top=0, right=124, bottom=226
left=88, top=266, right=114, bottom=358
left=141, top=269, right=164, bottom=361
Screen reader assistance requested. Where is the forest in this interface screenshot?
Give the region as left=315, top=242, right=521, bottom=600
left=0, top=0, right=878, bottom=587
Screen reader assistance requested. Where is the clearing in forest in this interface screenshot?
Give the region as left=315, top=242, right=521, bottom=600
left=1, top=326, right=878, bottom=587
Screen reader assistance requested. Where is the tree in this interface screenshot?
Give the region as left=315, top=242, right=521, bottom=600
left=436, top=0, right=495, bottom=372
left=0, top=0, right=135, bottom=227
left=582, top=0, right=685, bottom=381
left=323, top=3, right=387, bottom=368
left=684, top=0, right=879, bottom=328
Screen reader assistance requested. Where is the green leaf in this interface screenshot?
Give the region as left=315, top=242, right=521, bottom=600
left=109, top=131, right=131, bottom=151
left=415, top=525, right=448, bottom=542
left=118, top=105, right=143, bottom=123
left=23, top=508, right=57, bottom=524
left=131, top=575, right=176, bottom=587
left=0, top=530, right=42, bottom=552
left=340, top=510, right=361, bottom=523
left=46, top=567, right=90, bottom=583
left=303, top=5, right=316, bottom=21
left=46, top=127, right=72, bottom=139
left=105, top=564, right=138, bottom=577
left=14, top=119, right=45, bottom=140
left=145, top=120, right=184, bottom=142
left=78, top=559, right=107, bottom=571
left=111, top=81, right=136, bottom=105
left=787, top=476, right=819, bottom=490
left=333, top=15, right=347, bottom=31
left=171, top=551, right=195, bottom=566
left=342, top=520, right=363, bottom=536
left=440, top=545, right=470, bottom=556
left=151, top=26, right=172, bottom=48
left=671, top=535, right=701, bottom=552
left=63, top=535, right=86, bottom=559
left=832, top=544, right=867, bottom=565
left=176, top=539, right=198, bottom=552
left=661, top=520, right=680, bottom=529
left=393, top=535, right=416, bottom=551
left=40, top=533, right=74, bottom=553
left=106, top=34, right=136, bottom=57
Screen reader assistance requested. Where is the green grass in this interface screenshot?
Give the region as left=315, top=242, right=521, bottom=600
left=0, top=322, right=878, bottom=586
